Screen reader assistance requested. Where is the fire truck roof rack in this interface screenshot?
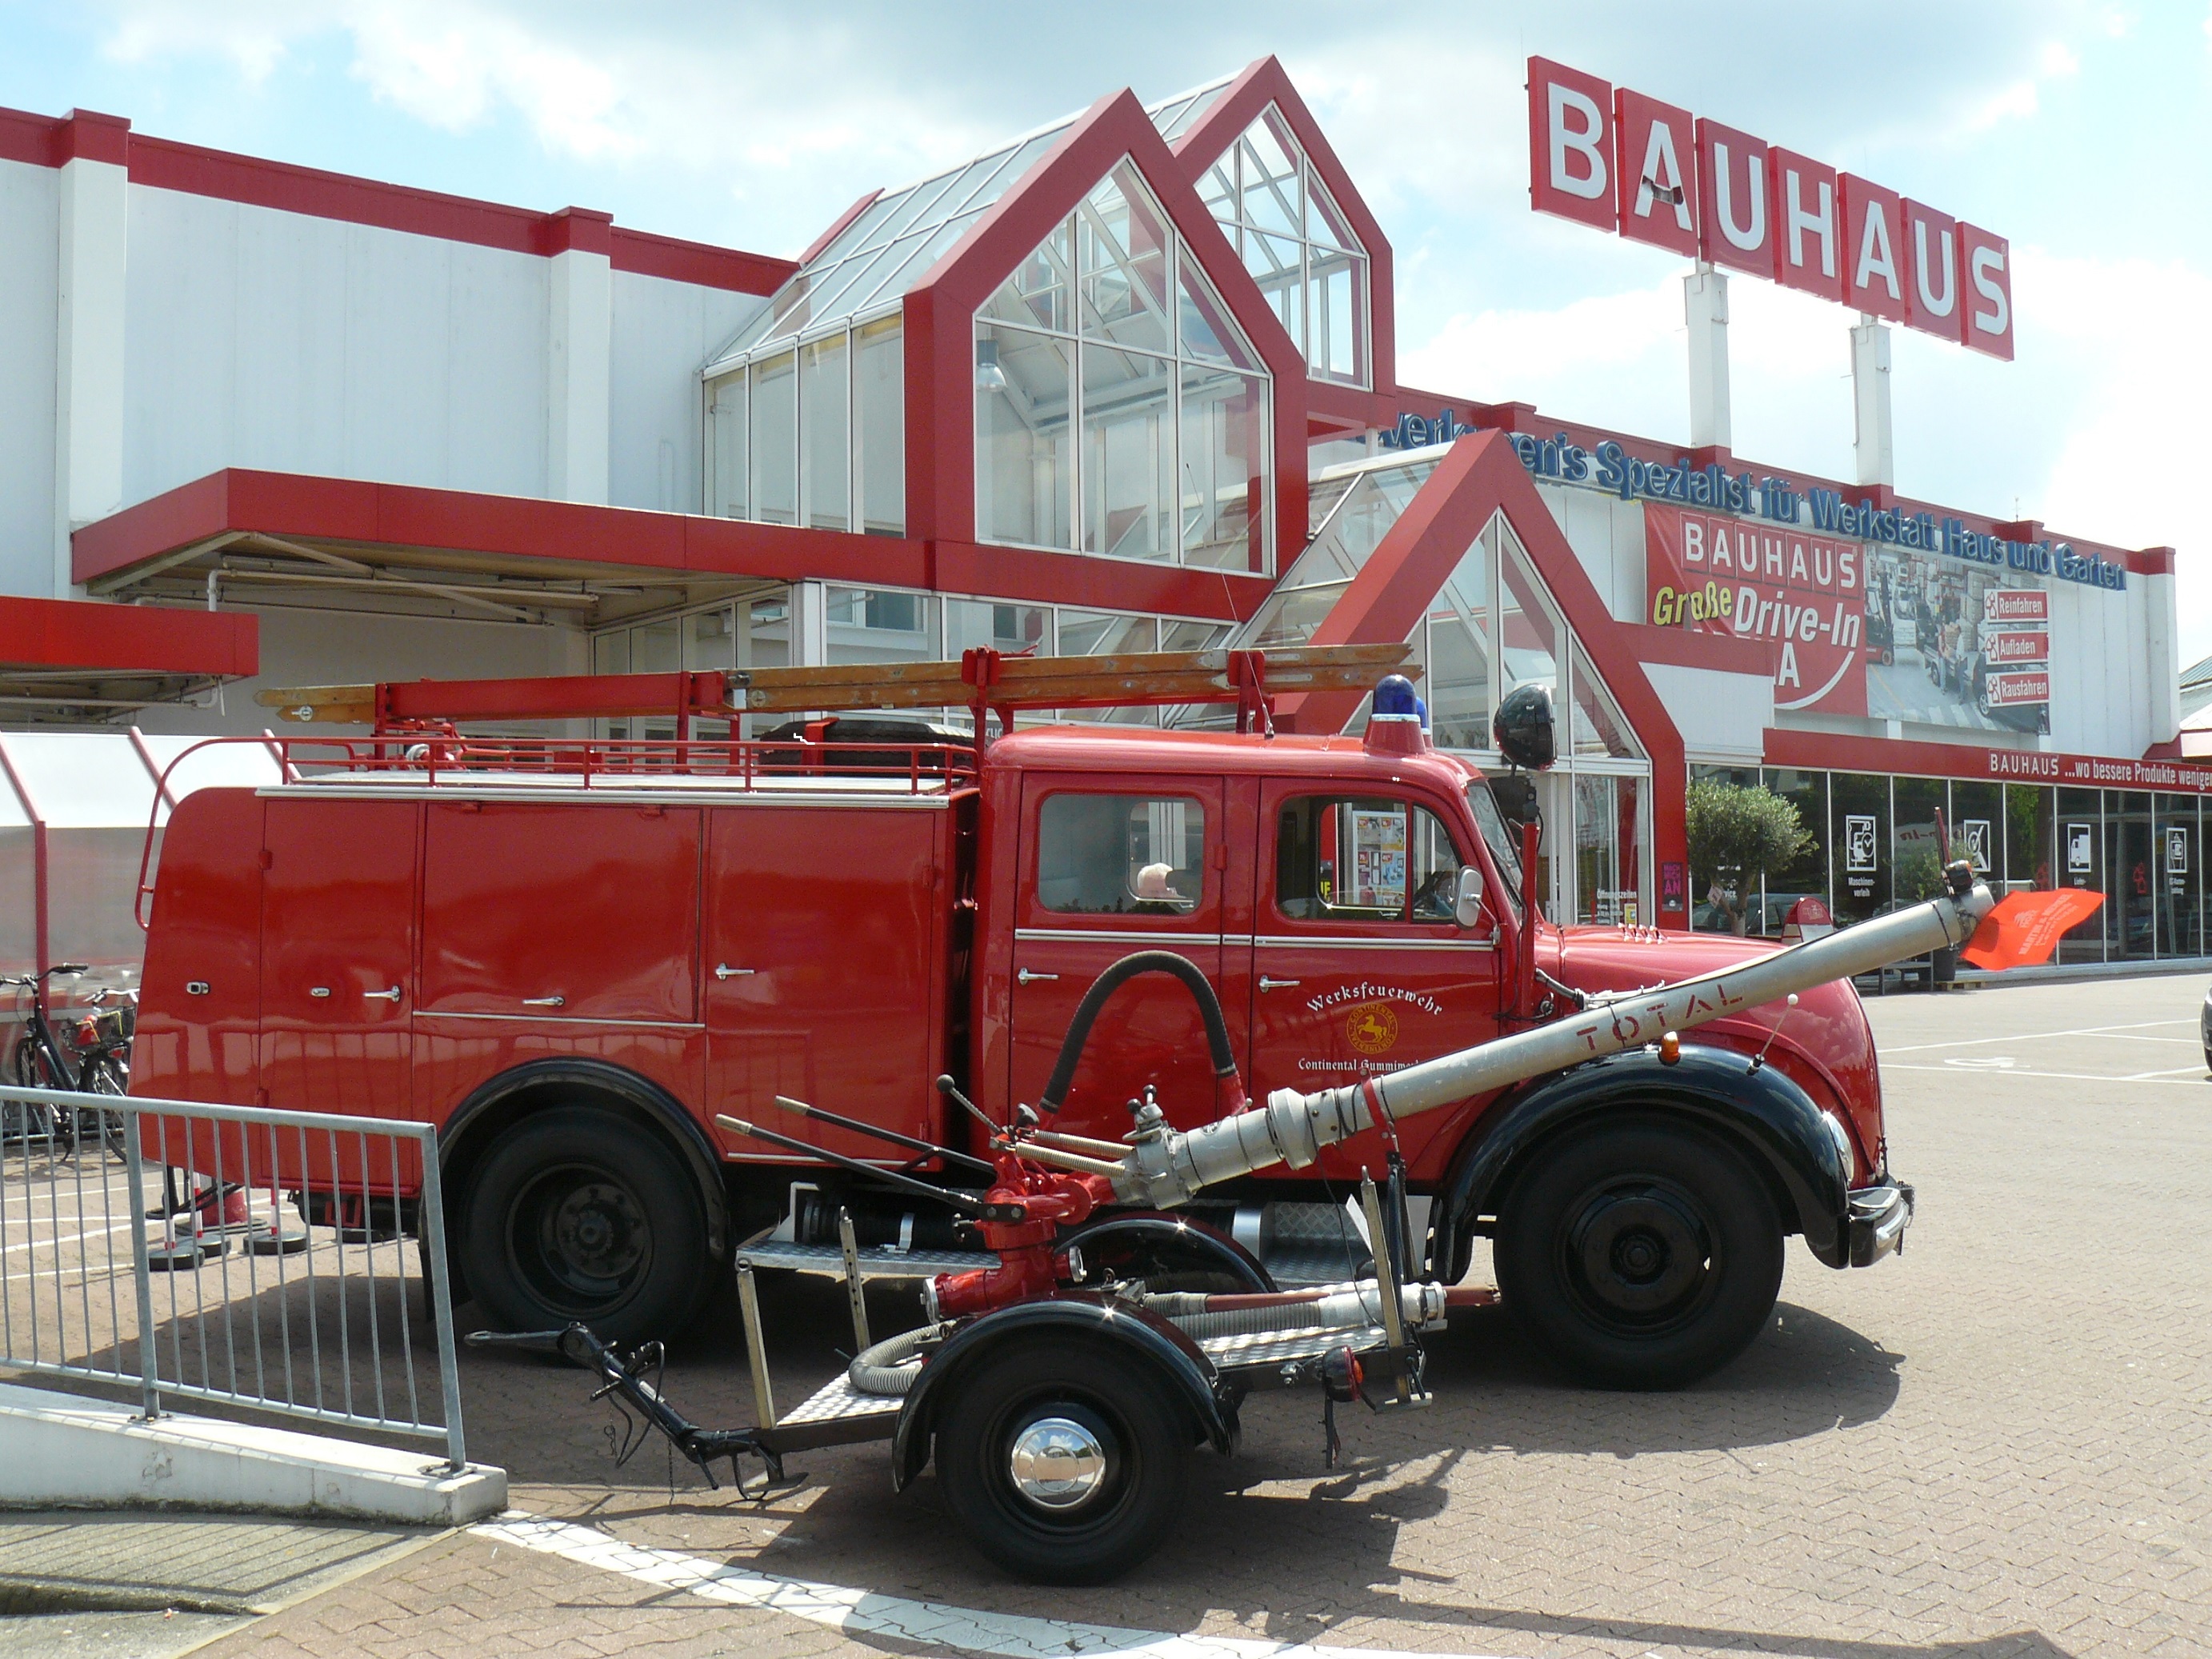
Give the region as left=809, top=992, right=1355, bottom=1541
left=255, top=642, right=1417, bottom=740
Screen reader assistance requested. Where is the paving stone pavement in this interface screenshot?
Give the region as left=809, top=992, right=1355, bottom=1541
left=45, top=973, right=2212, bottom=1657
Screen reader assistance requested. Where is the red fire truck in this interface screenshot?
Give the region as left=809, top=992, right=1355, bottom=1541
left=131, top=646, right=1912, bottom=1391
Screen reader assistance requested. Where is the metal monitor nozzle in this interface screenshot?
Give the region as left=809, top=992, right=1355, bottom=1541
left=1106, top=875, right=1995, bottom=1209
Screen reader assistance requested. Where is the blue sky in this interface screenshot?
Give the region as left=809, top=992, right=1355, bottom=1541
left=5, top=1, right=2206, bottom=668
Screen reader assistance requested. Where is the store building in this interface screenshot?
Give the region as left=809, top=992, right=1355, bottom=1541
left=0, top=61, right=2195, bottom=972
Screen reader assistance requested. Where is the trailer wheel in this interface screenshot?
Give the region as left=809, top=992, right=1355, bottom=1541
left=461, top=1107, right=707, bottom=1345
left=936, top=1337, right=1188, bottom=1584
left=1494, top=1118, right=1782, bottom=1390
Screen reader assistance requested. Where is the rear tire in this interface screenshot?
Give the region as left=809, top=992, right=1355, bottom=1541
left=460, top=1107, right=709, bottom=1345
left=936, top=1337, right=1188, bottom=1584
left=1495, top=1117, right=1783, bottom=1390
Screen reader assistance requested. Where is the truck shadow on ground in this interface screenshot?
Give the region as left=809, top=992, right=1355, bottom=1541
left=466, top=1277, right=1993, bottom=1659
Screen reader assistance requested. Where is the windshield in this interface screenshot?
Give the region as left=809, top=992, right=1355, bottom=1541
left=1466, top=782, right=1525, bottom=920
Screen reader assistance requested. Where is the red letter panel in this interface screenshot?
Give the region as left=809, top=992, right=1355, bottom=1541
left=1614, top=89, right=1699, bottom=256
left=1902, top=200, right=1965, bottom=340
left=1695, top=118, right=1772, bottom=275
left=1770, top=146, right=1844, bottom=300
left=1842, top=174, right=1908, bottom=322
left=1960, top=223, right=2014, bottom=360
left=1527, top=57, right=1615, bottom=230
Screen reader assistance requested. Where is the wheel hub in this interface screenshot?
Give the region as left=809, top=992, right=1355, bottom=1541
left=546, top=1181, right=645, bottom=1281
left=1007, top=1416, right=1107, bottom=1510
left=1570, top=1187, right=1710, bottom=1317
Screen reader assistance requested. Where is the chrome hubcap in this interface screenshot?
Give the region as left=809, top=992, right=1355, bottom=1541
left=1007, top=1416, right=1106, bottom=1510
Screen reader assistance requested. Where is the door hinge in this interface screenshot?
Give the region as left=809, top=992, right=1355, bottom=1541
left=257, top=848, right=274, bottom=869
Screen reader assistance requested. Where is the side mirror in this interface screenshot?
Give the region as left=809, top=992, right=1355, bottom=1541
left=1454, top=865, right=1488, bottom=930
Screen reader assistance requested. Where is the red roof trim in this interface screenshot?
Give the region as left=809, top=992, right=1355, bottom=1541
left=0, top=102, right=788, bottom=294
left=608, top=227, right=794, bottom=295
left=72, top=470, right=1263, bottom=620
left=1762, top=726, right=2212, bottom=794
left=0, top=594, right=257, bottom=678
left=1171, top=58, right=1399, bottom=412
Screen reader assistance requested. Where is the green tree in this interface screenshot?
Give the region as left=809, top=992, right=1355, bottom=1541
left=1686, top=779, right=1814, bottom=935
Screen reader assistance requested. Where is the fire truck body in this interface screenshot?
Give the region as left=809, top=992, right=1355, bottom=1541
left=133, top=699, right=1902, bottom=1389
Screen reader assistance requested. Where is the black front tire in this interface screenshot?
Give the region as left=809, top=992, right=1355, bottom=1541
left=1495, top=1117, right=1783, bottom=1390
left=460, top=1106, right=709, bottom=1345
left=936, top=1337, right=1189, bottom=1584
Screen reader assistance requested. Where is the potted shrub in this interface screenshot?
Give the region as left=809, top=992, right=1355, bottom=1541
left=1685, top=780, right=1813, bottom=937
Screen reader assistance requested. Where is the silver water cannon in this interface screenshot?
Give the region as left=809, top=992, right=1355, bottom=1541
left=1084, top=862, right=1994, bottom=1209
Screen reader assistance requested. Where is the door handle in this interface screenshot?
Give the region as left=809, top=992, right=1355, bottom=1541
left=363, top=986, right=402, bottom=1002
left=714, top=964, right=756, bottom=981
left=1258, top=977, right=1301, bottom=992
left=522, top=995, right=566, bottom=1008
left=1016, top=969, right=1059, bottom=985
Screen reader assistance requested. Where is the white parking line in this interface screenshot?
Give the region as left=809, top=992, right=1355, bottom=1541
left=1886, top=1064, right=2207, bottom=1087
left=1882, top=1018, right=2193, bottom=1054
left=475, top=1513, right=1527, bottom=1659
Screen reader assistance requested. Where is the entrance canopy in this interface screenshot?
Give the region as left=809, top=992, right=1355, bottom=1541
left=0, top=595, right=256, bottom=725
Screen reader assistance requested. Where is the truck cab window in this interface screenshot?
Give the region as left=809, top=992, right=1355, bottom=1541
left=1036, top=794, right=1206, bottom=915
left=1276, top=796, right=1464, bottom=925
left=1466, top=782, right=1526, bottom=919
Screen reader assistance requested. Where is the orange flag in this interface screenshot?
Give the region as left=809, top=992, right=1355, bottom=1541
left=1958, top=889, right=2106, bottom=971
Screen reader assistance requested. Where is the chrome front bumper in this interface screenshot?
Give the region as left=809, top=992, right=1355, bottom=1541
left=1846, top=1181, right=1914, bottom=1267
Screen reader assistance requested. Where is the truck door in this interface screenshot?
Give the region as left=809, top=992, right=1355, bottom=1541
left=703, top=804, right=944, bottom=1162
left=1246, top=784, right=1502, bottom=1181
left=1008, top=777, right=1230, bottom=1145
left=259, top=798, right=417, bottom=1122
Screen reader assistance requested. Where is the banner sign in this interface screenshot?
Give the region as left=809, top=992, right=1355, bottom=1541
left=1983, top=589, right=2049, bottom=624
left=1645, top=503, right=1867, bottom=716
left=1983, top=668, right=2050, bottom=706
left=1527, top=56, right=2014, bottom=359
left=1983, top=629, right=2049, bottom=665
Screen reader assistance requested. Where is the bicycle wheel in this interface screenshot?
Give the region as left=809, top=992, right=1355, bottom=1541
left=8, top=1037, right=58, bottom=1149
left=78, top=1053, right=130, bottom=1160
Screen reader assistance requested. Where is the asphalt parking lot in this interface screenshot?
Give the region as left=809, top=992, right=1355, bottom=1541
left=22, top=969, right=2212, bottom=1659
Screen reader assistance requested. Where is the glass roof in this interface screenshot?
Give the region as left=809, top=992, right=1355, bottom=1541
left=705, top=78, right=1242, bottom=375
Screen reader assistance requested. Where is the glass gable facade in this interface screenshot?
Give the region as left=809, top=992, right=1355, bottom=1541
left=1188, top=104, right=1370, bottom=388
left=975, top=160, right=1274, bottom=574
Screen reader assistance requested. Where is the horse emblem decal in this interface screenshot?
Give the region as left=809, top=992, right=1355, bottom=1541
left=1344, top=1000, right=1399, bottom=1056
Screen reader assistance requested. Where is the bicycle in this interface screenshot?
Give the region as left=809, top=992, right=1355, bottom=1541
left=6, top=965, right=132, bottom=1161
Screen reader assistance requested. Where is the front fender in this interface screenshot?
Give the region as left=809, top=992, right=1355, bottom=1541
left=1428, top=1044, right=1851, bottom=1281
left=891, top=1297, right=1236, bottom=1492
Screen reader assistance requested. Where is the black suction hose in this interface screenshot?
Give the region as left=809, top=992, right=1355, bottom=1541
left=1038, top=950, right=1238, bottom=1116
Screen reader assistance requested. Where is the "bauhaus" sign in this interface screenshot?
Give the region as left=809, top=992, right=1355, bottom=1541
left=1526, top=57, right=2014, bottom=360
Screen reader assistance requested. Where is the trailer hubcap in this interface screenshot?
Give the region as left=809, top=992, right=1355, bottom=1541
left=1007, top=1416, right=1108, bottom=1510
left=1567, top=1182, right=1711, bottom=1322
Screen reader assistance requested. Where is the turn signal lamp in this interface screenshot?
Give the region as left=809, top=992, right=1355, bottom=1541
left=1365, top=674, right=1424, bottom=756
left=1658, top=1030, right=1681, bottom=1065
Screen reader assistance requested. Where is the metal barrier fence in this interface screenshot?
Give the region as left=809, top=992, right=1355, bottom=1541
left=0, top=1083, right=465, bottom=1471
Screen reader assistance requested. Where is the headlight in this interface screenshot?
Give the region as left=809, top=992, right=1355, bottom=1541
left=1822, top=1112, right=1858, bottom=1185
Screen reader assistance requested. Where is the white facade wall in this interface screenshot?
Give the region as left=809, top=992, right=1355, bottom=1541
left=122, top=187, right=552, bottom=505
left=0, top=158, right=58, bottom=601
left=609, top=270, right=766, bottom=513
left=0, top=158, right=775, bottom=603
